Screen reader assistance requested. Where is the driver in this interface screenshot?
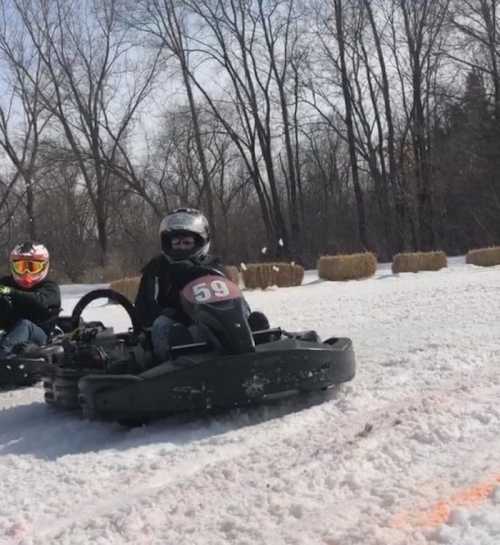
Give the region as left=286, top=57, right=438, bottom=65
left=135, top=208, right=269, bottom=361
left=0, top=242, right=61, bottom=359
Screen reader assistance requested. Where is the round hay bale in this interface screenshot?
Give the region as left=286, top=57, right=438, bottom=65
left=318, top=253, right=377, bottom=281
left=241, top=262, right=304, bottom=289
left=292, top=264, right=305, bottom=286
left=224, top=265, right=240, bottom=285
left=275, top=263, right=304, bottom=287
left=258, top=263, right=277, bottom=289
left=241, top=264, right=273, bottom=289
left=109, top=276, right=141, bottom=302
left=466, top=246, right=500, bottom=267
left=392, top=251, right=447, bottom=273
left=241, top=265, right=259, bottom=289
left=419, top=251, right=447, bottom=271
left=392, top=253, right=420, bottom=274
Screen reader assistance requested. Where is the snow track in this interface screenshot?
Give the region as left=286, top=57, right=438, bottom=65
left=1, top=260, right=500, bottom=544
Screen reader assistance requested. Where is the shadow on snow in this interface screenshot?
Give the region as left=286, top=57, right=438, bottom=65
left=0, top=387, right=343, bottom=461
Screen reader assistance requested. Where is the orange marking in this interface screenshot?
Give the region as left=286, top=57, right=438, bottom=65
left=391, top=473, right=500, bottom=529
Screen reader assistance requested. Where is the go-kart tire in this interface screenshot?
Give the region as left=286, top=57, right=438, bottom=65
left=78, top=375, right=142, bottom=421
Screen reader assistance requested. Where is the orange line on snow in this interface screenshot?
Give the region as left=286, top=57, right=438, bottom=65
left=391, top=474, right=500, bottom=529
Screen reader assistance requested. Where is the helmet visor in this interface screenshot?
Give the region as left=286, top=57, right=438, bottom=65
left=171, top=235, right=196, bottom=249
left=11, top=259, right=47, bottom=275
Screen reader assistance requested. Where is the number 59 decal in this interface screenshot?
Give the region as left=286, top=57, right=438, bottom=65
left=192, top=279, right=230, bottom=302
left=182, top=275, right=240, bottom=304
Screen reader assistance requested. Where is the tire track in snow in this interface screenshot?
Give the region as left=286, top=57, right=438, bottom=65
left=25, top=374, right=500, bottom=545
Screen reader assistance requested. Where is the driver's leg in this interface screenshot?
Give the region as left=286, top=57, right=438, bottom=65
left=0, top=319, right=47, bottom=358
left=151, top=315, right=175, bottom=361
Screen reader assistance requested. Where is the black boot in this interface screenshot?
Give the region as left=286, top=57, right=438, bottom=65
left=247, top=311, right=270, bottom=332
left=248, top=311, right=277, bottom=344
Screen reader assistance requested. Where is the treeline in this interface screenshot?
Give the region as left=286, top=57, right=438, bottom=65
left=0, top=0, right=499, bottom=281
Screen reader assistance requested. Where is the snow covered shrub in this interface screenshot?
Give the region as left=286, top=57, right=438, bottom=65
left=392, top=251, right=447, bottom=273
left=466, top=247, right=500, bottom=267
left=318, top=253, right=377, bottom=281
left=109, top=276, right=140, bottom=302
left=241, top=263, right=304, bottom=289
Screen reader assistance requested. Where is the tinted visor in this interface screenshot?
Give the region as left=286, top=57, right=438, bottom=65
left=161, top=231, right=203, bottom=260
left=11, top=259, right=47, bottom=275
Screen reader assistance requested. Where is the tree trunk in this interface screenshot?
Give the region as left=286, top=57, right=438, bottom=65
left=333, top=0, right=369, bottom=250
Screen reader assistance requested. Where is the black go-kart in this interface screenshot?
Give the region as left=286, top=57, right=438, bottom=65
left=1, top=266, right=355, bottom=422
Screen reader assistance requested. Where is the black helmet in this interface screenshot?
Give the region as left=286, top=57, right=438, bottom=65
left=159, top=208, right=210, bottom=261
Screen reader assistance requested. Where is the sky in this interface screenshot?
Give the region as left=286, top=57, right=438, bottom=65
left=1, top=256, right=500, bottom=545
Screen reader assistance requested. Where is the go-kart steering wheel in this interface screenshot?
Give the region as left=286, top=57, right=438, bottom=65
left=70, top=289, right=140, bottom=333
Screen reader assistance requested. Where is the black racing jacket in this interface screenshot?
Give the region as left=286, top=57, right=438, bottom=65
left=134, top=254, right=225, bottom=328
left=0, top=276, right=61, bottom=334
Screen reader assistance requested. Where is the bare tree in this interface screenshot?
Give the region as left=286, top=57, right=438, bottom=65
left=35, top=146, right=94, bottom=281
left=361, top=0, right=408, bottom=251
left=181, top=0, right=297, bottom=256
left=0, top=3, right=53, bottom=240
left=12, top=0, right=161, bottom=265
left=309, top=0, right=369, bottom=249
left=125, top=0, right=216, bottom=230
left=451, top=0, right=500, bottom=119
left=388, top=0, right=452, bottom=249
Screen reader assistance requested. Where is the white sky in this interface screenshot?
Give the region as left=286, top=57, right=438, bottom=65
left=1, top=257, right=500, bottom=544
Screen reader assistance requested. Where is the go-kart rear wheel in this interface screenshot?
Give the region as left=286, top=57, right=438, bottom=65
left=44, top=368, right=92, bottom=410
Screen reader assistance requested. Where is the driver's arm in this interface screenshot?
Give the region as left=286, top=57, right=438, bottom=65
left=134, top=272, right=162, bottom=328
left=8, top=281, right=61, bottom=319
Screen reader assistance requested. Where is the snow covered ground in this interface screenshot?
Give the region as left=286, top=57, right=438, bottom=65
left=1, top=257, right=500, bottom=545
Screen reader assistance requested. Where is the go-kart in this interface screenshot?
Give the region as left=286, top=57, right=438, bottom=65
left=0, top=296, right=127, bottom=388
left=1, top=266, right=356, bottom=422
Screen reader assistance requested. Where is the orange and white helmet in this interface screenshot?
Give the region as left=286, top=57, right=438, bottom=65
left=10, top=242, right=50, bottom=289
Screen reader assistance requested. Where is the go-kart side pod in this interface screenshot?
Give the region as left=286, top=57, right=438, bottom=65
left=77, top=336, right=355, bottom=421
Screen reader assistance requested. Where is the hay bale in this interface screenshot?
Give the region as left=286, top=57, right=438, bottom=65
left=241, top=262, right=304, bottom=289
left=318, top=253, right=377, bottom=281
left=391, top=253, right=420, bottom=274
left=466, top=246, right=500, bottom=267
left=419, top=251, right=448, bottom=271
left=392, top=251, right=447, bottom=273
left=241, top=265, right=257, bottom=289
left=224, top=265, right=240, bottom=284
left=110, top=276, right=141, bottom=302
left=275, top=263, right=304, bottom=287
left=258, top=263, right=276, bottom=289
